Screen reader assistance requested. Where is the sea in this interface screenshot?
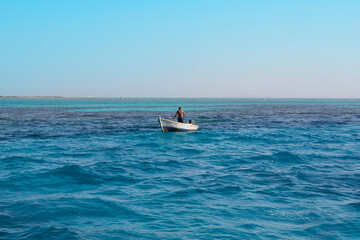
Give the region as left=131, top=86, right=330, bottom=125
left=0, top=98, right=359, bottom=239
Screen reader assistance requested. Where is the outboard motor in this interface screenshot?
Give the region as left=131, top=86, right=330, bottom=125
left=189, top=119, right=195, bottom=124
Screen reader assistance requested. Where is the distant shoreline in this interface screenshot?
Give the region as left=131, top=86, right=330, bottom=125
left=0, top=96, right=66, bottom=99
left=0, top=96, right=108, bottom=99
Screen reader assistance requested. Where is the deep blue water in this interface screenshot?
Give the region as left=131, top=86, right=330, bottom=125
left=1, top=98, right=360, bottom=239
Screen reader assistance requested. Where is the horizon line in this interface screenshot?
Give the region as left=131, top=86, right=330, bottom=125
left=1, top=96, right=360, bottom=100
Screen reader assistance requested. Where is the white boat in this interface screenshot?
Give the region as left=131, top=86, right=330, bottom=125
left=158, top=117, right=199, bottom=132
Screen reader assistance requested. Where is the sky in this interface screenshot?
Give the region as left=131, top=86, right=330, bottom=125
left=0, top=0, right=359, bottom=98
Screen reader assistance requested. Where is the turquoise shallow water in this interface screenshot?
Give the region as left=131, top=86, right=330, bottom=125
left=1, top=98, right=360, bottom=239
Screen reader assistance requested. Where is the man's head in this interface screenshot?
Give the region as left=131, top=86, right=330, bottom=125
left=179, top=107, right=181, bottom=110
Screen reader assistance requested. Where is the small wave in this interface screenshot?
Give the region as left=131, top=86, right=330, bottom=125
left=90, top=161, right=126, bottom=173
left=89, top=162, right=140, bottom=184
left=135, top=142, right=161, bottom=148
left=213, top=185, right=243, bottom=195
left=297, top=112, right=321, bottom=115
left=1, top=156, right=45, bottom=169
left=248, top=151, right=304, bottom=164
left=272, top=151, right=304, bottom=163
left=42, top=165, right=104, bottom=185
left=161, top=159, right=182, bottom=167
left=182, top=148, right=202, bottom=154
left=16, top=226, right=83, bottom=240
left=47, top=152, right=94, bottom=159
left=346, top=201, right=360, bottom=210
left=0, top=212, right=13, bottom=227
left=1, top=156, right=32, bottom=163
left=167, top=188, right=213, bottom=198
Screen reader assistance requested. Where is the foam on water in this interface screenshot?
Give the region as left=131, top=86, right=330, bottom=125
left=1, top=98, right=360, bottom=239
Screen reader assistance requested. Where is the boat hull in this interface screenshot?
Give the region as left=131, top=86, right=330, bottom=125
left=158, top=117, right=198, bottom=132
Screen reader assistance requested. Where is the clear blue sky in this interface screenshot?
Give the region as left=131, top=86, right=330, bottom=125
left=1, top=0, right=359, bottom=98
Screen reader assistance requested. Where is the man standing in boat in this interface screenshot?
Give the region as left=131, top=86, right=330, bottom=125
left=172, top=107, right=186, bottom=123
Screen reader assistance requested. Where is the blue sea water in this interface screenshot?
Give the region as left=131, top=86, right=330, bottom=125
left=1, top=98, right=360, bottom=239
